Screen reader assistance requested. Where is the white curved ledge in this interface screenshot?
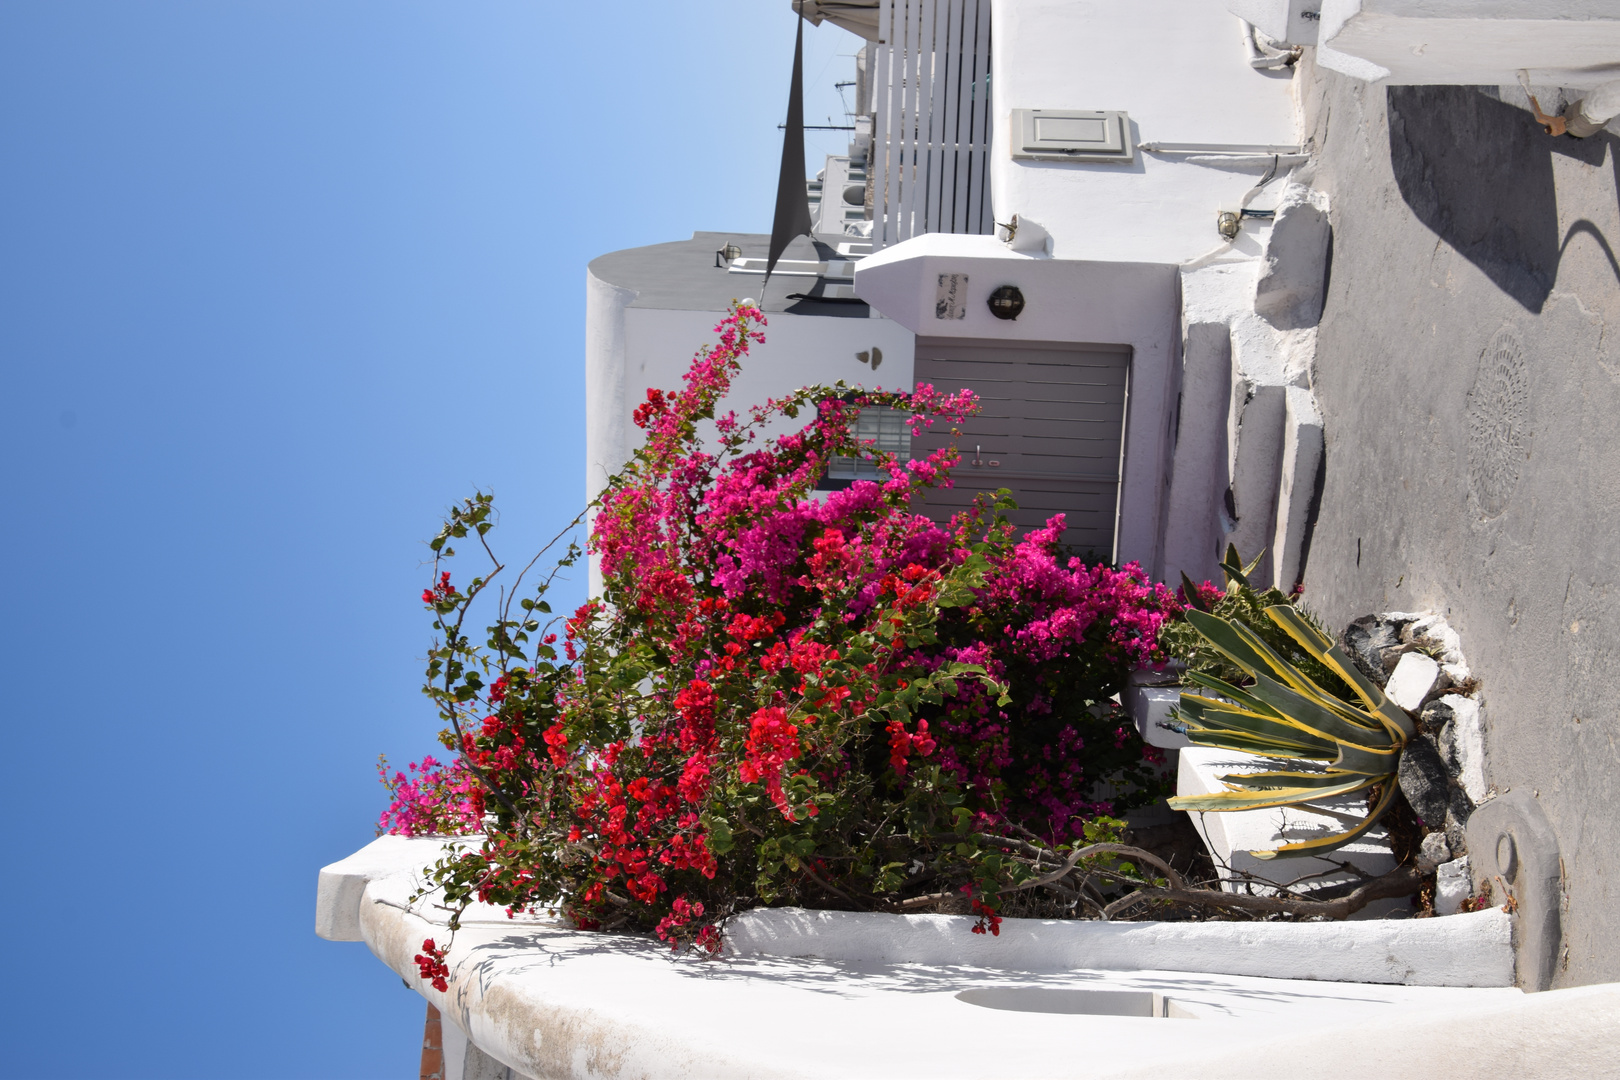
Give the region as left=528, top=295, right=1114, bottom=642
left=312, top=836, right=1619, bottom=1080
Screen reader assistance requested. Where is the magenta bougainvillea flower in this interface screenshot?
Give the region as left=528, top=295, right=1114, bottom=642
left=384, top=304, right=1194, bottom=961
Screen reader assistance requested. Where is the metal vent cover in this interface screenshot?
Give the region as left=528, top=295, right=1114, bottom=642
left=1012, top=108, right=1134, bottom=163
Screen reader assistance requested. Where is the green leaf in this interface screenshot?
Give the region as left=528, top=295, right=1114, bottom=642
left=1219, top=544, right=1250, bottom=588
left=1242, top=671, right=1388, bottom=747
left=1184, top=609, right=1291, bottom=684
left=1264, top=606, right=1413, bottom=740
left=1251, top=782, right=1401, bottom=860
left=1178, top=695, right=1337, bottom=755
left=1182, top=672, right=1284, bottom=719
left=1180, top=572, right=1207, bottom=612
left=1168, top=775, right=1373, bottom=812
left=1217, top=768, right=1356, bottom=790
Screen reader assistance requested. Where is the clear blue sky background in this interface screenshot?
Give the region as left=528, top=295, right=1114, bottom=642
left=0, top=4, right=859, bottom=1077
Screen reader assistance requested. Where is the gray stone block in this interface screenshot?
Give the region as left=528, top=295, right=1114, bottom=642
left=1254, top=184, right=1332, bottom=331
left=1468, top=790, right=1564, bottom=992
left=1342, top=614, right=1405, bottom=685
left=1399, top=736, right=1453, bottom=828
left=1417, top=831, right=1452, bottom=872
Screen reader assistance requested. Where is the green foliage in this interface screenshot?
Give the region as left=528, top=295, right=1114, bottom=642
left=1159, top=546, right=1351, bottom=699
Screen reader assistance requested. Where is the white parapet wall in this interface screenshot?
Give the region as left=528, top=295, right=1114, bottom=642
left=726, top=905, right=1512, bottom=987
left=304, top=835, right=1609, bottom=1080
left=1317, top=0, right=1620, bottom=88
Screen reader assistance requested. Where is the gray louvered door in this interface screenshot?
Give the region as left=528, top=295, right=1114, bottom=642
left=912, top=339, right=1129, bottom=559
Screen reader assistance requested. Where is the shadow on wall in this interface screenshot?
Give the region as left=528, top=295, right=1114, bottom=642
left=1387, top=85, right=1618, bottom=314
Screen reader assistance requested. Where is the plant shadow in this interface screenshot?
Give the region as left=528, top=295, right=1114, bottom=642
left=1386, top=84, right=1619, bottom=313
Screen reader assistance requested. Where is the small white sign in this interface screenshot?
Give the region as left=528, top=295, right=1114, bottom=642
left=935, top=273, right=968, bottom=320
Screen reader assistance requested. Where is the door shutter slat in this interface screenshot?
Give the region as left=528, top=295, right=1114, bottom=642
left=913, top=341, right=1129, bottom=558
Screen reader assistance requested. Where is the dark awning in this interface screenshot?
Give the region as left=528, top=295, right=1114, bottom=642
left=791, top=0, right=881, bottom=42
left=766, top=17, right=816, bottom=281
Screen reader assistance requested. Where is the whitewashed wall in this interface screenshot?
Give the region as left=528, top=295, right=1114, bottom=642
left=989, top=0, right=1299, bottom=265
left=585, top=271, right=916, bottom=591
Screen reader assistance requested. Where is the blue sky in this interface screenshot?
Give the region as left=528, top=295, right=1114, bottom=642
left=0, top=4, right=860, bottom=1076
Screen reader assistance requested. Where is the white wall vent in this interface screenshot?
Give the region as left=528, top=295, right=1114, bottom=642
left=1011, top=109, right=1134, bottom=163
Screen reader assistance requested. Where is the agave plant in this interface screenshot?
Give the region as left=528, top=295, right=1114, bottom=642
left=1165, top=595, right=1415, bottom=860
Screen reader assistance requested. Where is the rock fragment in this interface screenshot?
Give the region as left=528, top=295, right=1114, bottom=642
left=1385, top=652, right=1440, bottom=712
left=1398, top=735, right=1452, bottom=828
left=1435, top=856, right=1472, bottom=915
left=1416, top=831, right=1452, bottom=872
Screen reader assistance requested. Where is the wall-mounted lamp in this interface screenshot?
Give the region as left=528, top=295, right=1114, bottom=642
left=714, top=242, right=743, bottom=268
left=988, top=285, right=1025, bottom=320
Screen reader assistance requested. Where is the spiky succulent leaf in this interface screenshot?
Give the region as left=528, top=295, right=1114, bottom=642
left=1264, top=605, right=1413, bottom=740
left=1170, top=776, right=1376, bottom=812
left=1167, top=601, right=1412, bottom=860
left=1248, top=782, right=1402, bottom=860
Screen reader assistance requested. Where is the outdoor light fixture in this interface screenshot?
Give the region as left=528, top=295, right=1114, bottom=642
left=988, top=285, right=1025, bottom=320
left=714, top=242, right=743, bottom=268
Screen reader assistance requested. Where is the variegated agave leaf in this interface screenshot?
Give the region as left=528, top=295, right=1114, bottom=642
left=1166, top=605, right=1410, bottom=859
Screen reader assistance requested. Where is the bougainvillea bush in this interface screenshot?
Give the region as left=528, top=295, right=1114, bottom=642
left=384, top=304, right=1188, bottom=954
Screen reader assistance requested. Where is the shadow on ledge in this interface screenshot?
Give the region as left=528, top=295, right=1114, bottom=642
left=1387, top=85, right=1616, bottom=314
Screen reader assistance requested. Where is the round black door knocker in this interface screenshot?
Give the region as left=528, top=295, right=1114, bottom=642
left=987, top=285, right=1025, bottom=320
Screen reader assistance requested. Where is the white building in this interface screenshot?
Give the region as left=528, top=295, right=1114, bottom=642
left=850, top=0, right=1326, bottom=590
left=590, top=0, right=1333, bottom=588
left=325, top=3, right=1620, bottom=1076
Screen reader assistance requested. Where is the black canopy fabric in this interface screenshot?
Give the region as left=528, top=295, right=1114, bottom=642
left=766, top=17, right=816, bottom=282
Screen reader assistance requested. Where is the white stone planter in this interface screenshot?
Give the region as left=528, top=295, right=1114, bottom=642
left=1177, top=745, right=1404, bottom=915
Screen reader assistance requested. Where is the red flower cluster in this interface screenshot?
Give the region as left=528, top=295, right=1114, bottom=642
left=969, top=897, right=1003, bottom=937
left=414, top=938, right=450, bottom=992
left=737, top=707, right=801, bottom=818
left=886, top=717, right=938, bottom=777
left=632, top=387, right=670, bottom=429
left=421, top=571, right=453, bottom=606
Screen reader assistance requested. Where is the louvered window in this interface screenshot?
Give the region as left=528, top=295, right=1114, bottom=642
left=827, top=406, right=912, bottom=481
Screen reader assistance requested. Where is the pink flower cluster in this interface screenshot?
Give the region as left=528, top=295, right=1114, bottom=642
left=376, top=755, right=484, bottom=837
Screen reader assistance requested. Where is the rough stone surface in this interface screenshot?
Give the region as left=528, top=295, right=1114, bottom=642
left=1255, top=183, right=1333, bottom=330
left=1398, top=736, right=1453, bottom=828
left=1418, top=831, right=1452, bottom=873
left=1385, top=651, right=1441, bottom=711
left=1437, top=694, right=1489, bottom=804
left=1444, top=807, right=1471, bottom=859
left=1296, top=60, right=1620, bottom=987
left=1419, top=698, right=1454, bottom=732
left=1341, top=614, right=1404, bottom=684
left=1404, top=612, right=1468, bottom=668
left=1435, top=856, right=1472, bottom=916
